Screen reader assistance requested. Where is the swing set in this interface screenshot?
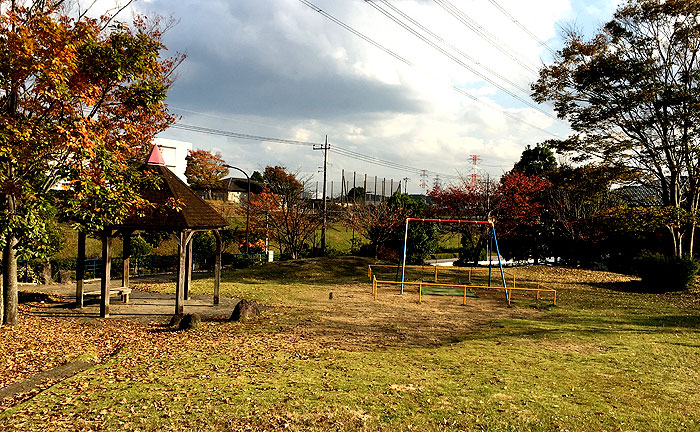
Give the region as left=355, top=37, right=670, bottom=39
left=401, top=218, right=508, bottom=299
left=367, top=218, right=557, bottom=306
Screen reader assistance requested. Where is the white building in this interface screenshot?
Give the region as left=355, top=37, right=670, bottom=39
left=154, top=137, right=192, bottom=183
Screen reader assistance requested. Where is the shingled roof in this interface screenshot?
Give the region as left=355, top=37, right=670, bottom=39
left=613, top=184, right=662, bottom=207
left=111, top=144, right=228, bottom=231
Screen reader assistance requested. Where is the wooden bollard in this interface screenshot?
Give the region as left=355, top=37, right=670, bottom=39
left=463, top=286, right=467, bottom=306
left=419, top=283, right=422, bottom=304
left=434, top=266, right=438, bottom=282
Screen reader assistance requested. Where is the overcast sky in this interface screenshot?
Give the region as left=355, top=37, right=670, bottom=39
left=131, top=0, right=622, bottom=194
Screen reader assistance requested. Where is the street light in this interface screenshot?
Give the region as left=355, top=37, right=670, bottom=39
left=223, top=164, right=250, bottom=254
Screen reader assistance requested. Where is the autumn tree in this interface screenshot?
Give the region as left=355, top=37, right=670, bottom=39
left=344, top=200, right=405, bottom=259
left=345, top=193, right=436, bottom=262
left=492, top=172, right=551, bottom=261
left=246, top=166, right=320, bottom=260
left=428, top=180, right=493, bottom=265
left=533, top=0, right=700, bottom=257
left=184, top=149, right=229, bottom=199
left=428, top=181, right=491, bottom=220
left=0, top=1, right=180, bottom=326
left=545, top=164, right=627, bottom=262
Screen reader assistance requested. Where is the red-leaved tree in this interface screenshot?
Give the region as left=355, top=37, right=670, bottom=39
left=344, top=200, right=407, bottom=259
left=246, top=166, right=320, bottom=259
left=492, top=172, right=551, bottom=261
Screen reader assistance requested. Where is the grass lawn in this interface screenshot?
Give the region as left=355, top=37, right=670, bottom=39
left=2, top=258, right=700, bottom=431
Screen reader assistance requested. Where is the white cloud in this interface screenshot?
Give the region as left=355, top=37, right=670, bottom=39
left=128, top=0, right=621, bottom=192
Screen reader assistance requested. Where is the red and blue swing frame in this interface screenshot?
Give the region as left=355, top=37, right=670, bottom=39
left=400, top=218, right=509, bottom=302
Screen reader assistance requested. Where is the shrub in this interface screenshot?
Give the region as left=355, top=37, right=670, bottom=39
left=192, top=232, right=216, bottom=269
left=130, top=234, right=154, bottom=257
left=634, top=252, right=699, bottom=292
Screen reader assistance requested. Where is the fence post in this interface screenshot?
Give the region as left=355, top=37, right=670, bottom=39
left=419, top=282, right=422, bottom=304
left=463, top=286, right=467, bottom=306
left=434, top=266, right=438, bottom=282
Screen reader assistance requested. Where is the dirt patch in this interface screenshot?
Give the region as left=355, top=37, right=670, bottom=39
left=282, top=281, right=537, bottom=351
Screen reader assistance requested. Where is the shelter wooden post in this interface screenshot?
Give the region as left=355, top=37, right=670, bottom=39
left=100, top=231, right=112, bottom=318
left=184, top=235, right=193, bottom=300
left=75, top=231, right=86, bottom=308
left=176, top=230, right=187, bottom=315
left=122, top=231, right=132, bottom=289
left=213, top=230, right=222, bottom=305
left=109, top=145, right=229, bottom=316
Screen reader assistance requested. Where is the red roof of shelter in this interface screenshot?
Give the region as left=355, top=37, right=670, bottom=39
left=111, top=146, right=228, bottom=231
left=146, top=142, right=166, bottom=166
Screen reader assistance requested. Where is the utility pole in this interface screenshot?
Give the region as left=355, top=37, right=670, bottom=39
left=363, top=174, right=367, bottom=203
left=374, top=176, right=377, bottom=204
left=403, top=177, right=409, bottom=194
left=341, top=169, right=345, bottom=205
left=313, top=136, right=330, bottom=255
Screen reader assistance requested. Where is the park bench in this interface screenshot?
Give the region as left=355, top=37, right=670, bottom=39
left=83, top=287, right=132, bottom=304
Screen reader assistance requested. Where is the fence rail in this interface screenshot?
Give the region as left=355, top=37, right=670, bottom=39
left=368, top=264, right=557, bottom=306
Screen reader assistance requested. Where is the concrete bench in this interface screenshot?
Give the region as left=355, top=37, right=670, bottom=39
left=84, top=287, right=132, bottom=304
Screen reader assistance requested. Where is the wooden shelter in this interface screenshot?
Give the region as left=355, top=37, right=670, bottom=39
left=75, top=143, right=229, bottom=317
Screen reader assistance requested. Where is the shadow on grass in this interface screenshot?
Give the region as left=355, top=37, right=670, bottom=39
left=453, top=312, right=700, bottom=345
left=589, top=280, right=691, bottom=294
left=220, top=256, right=376, bottom=286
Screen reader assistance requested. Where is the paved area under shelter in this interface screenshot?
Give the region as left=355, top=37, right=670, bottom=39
left=18, top=275, right=238, bottom=325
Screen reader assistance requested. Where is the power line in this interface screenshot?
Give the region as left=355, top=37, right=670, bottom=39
left=375, top=0, right=535, bottom=89
left=170, top=122, right=458, bottom=179
left=171, top=123, right=316, bottom=147
left=451, top=86, right=559, bottom=138
left=297, top=0, right=413, bottom=66
left=331, top=146, right=458, bottom=179
left=432, top=0, right=539, bottom=74
left=297, top=0, right=562, bottom=137
left=364, top=0, right=556, bottom=120
left=169, top=106, right=289, bottom=132
left=485, top=0, right=557, bottom=56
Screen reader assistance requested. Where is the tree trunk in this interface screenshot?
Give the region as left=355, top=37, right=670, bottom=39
left=670, top=226, right=683, bottom=257
left=0, top=251, right=4, bottom=326
left=688, top=223, right=695, bottom=258
left=2, top=237, right=18, bottom=326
